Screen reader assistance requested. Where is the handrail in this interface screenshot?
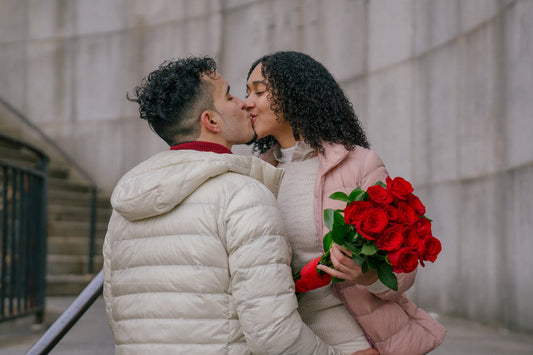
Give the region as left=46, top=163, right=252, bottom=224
left=26, top=270, right=103, bottom=355
left=0, top=97, right=98, bottom=273
left=0, top=97, right=95, bottom=185
left=0, top=133, right=48, bottom=166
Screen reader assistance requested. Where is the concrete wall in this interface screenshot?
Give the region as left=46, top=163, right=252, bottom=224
left=1, top=0, right=532, bottom=333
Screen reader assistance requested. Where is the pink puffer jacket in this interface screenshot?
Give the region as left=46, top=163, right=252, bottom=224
left=264, top=143, right=446, bottom=355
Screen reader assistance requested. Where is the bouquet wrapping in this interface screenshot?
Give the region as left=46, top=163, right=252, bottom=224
left=294, top=176, right=442, bottom=292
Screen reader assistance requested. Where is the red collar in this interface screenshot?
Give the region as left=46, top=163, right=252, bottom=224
left=170, top=141, right=232, bottom=154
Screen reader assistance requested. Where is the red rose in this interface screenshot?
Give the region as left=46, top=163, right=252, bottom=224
left=388, top=248, right=419, bottom=273
left=356, top=208, right=389, bottom=240
left=344, top=201, right=373, bottom=225
left=383, top=205, right=398, bottom=221
left=421, top=236, right=442, bottom=262
left=376, top=225, right=403, bottom=251
left=386, top=176, right=413, bottom=200
left=407, top=194, right=426, bottom=215
left=367, top=185, right=393, bottom=205
left=416, top=217, right=432, bottom=237
left=295, top=257, right=331, bottom=293
left=397, top=201, right=417, bottom=225
left=403, top=226, right=420, bottom=249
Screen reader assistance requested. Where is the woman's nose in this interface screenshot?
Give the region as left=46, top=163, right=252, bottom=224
left=243, top=97, right=254, bottom=110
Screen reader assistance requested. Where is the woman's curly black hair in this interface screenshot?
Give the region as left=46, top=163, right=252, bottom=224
left=247, top=51, right=369, bottom=154
left=128, top=56, right=217, bottom=146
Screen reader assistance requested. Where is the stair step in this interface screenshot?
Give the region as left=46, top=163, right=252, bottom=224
left=48, top=204, right=112, bottom=222
left=48, top=177, right=94, bottom=193
left=48, top=189, right=110, bottom=208
left=48, top=220, right=108, bottom=238
left=47, top=254, right=103, bottom=275
left=48, top=164, right=71, bottom=179
left=46, top=274, right=97, bottom=296
left=2, top=133, right=111, bottom=296
left=47, top=236, right=104, bottom=255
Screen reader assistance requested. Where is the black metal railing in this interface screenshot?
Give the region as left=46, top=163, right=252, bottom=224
left=0, top=97, right=99, bottom=273
left=0, top=133, right=49, bottom=324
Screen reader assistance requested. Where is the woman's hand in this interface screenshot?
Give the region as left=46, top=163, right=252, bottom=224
left=316, top=244, right=379, bottom=286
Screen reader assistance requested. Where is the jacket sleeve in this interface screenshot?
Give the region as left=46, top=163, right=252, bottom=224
left=225, top=181, right=343, bottom=355
left=360, top=149, right=389, bottom=191
left=372, top=270, right=416, bottom=300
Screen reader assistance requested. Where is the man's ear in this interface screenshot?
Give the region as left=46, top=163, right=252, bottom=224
left=200, top=110, right=220, bottom=133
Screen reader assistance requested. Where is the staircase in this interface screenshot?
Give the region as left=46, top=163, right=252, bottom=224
left=46, top=174, right=111, bottom=295
left=0, top=136, right=111, bottom=296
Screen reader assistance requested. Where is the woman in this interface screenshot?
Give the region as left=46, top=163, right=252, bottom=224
left=244, top=51, right=446, bottom=355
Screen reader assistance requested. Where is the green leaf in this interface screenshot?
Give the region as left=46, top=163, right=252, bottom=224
left=329, top=191, right=350, bottom=202
left=345, top=229, right=357, bottom=243
left=331, top=224, right=346, bottom=245
left=333, top=210, right=345, bottom=227
left=353, top=232, right=364, bottom=244
left=324, top=209, right=334, bottom=230
left=361, top=260, right=368, bottom=273
left=367, top=257, right=378, bottom=270
left=331, top=211, right=347, bottom=245
left=323, top=231, right=333, bottom=252
left=361, top=243, right=378, bottom=256
left=355, top=191, right=369, bottom=201
left=377, top=263, right=398, bottom=291
left=331, top=276, right=345, bottom=283
left=348, top=188, right=364, bottom=202
left=352, top=254, right=365, bottom=266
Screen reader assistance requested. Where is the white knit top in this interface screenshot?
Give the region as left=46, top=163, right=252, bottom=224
left=276, top=142, right=370, bottom=353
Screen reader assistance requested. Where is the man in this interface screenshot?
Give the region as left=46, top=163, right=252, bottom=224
left=103, top=57, right=346, bottom=354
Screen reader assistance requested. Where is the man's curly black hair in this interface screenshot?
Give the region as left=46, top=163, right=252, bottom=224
left=247, top=51, right=369, bottom=154
left=128, top=57, right=217, bottom=146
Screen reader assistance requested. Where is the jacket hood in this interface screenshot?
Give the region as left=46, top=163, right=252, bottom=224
left=111, top=150, right=284, bottom=221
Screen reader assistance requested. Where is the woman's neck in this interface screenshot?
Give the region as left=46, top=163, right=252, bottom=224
left=275, top=128, right=299, bottom=149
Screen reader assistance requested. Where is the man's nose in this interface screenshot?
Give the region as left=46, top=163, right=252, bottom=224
left=234, top=97, right=245, bottom=109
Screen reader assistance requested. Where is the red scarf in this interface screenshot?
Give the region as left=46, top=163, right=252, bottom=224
left=170, top=141, right=232, bottom=154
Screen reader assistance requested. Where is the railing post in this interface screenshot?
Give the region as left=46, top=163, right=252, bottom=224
left=88, top=187, right=97, bottom=274
left=1, top=166, right=8, bottom=319
left=35, top=156, right=49, bottom=324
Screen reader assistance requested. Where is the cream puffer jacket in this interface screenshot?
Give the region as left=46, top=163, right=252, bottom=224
left=103, top=150, right=342, bottom=355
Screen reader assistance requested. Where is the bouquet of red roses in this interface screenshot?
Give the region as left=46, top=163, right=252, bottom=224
left=294, top=176, right=442, bottom=292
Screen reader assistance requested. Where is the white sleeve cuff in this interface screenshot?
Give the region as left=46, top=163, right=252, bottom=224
left=365, top=278, right=391, bottom=294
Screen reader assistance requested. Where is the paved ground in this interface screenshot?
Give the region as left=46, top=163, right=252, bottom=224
left=1, top=296, right=533, bottom=354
